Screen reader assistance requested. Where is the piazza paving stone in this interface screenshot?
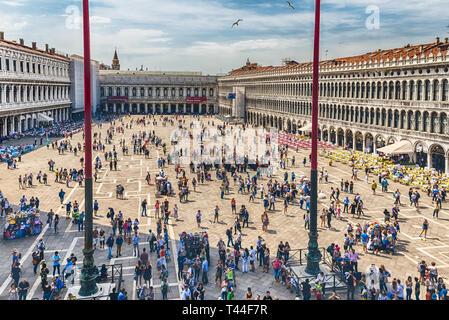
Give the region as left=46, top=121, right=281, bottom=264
left=0, top=115, right=447, bottom=300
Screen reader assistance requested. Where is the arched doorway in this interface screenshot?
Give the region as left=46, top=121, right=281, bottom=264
left=355, top=131, right=363, bottom=151
left=329, top=127, right=336, bottom=144
left=337, top=128, right=344, bottom=147
left=429, top=144, right=445, bottom=172
left=346, top=130, right=353, bottom=149
left=322, top=128, right=329, bottom=142
left=365, top=133, right=374, bottom=153
left=375, top=135, right=385, bottom=151
left=415, top=142, right=427, bottom=168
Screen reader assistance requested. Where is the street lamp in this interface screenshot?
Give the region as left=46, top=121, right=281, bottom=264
left=305, top=0, right=322, bottom=275
left=78, top=0, right=98, bottom=296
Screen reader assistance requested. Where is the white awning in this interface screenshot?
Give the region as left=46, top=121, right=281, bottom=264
left=37, top=113, right=53, bottom=122
left=299, top=123, right=312, bottom=132
left=377, top=140, right=413, bottom=155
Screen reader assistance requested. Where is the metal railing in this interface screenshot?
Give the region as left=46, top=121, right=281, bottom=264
left=286, top=247, right=327, bottom=266
left=287, top=247, right=349, bottom=294
left=61, top=263, right=123, bottom=300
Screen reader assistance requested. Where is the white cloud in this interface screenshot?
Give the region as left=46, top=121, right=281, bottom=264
left=91, top=16, right=111, bottom=24
left=0, top=1, right=26, bottom=6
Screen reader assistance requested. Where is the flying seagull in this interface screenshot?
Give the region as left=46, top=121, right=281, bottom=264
left=287, top=1, right=295, bottom=9
left=232, top=19, right=243, bottom=28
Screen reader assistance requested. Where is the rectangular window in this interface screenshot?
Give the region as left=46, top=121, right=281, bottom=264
left=20, top=61, right=24, bottom=72
left=6, top=59, right=9, bottom=71
left=32, top=63, right=35, bottom=73
left=26, top=62, right=30, bottom=73
left=38, top=64, right=41, bottom=74
left=13, top=60, right=16, bottom=72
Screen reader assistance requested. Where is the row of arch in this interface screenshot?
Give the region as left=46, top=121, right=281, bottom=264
left=246, top=111, right=449, bottom=172
left=0, top=84, right=69, bottom=104
left=245, top=78, right=449, bottom=102
left=101, top=103, right=216, bottom=115
left=243, top=99, right=449, bottom=135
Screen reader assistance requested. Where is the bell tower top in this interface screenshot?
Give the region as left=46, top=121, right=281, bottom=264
left=112, top=49, right=120, bottom=70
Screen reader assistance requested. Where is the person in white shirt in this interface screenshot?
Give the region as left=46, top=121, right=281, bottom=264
left=181, top=287, right=191, bottom=300
left=316, top=272, right=326, bottom=296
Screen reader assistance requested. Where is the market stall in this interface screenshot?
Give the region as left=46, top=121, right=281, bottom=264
left=3, top=208, right=42, bottom=240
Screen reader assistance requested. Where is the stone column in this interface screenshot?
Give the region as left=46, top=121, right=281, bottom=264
left=427, top=152, right=432, bottom=170
left=3, top=118, right=7, bottom=136
left=121, top=103, right=124, bottom=113
left=1, top=84, right=6, bottom=104
left=113, top=104, right=117, bottom=113
left=445, top=154, right=449, bottom=175
left=9, top=85, right=13, bottom=103
left=145, top=103, right=148, bottom=114
left=11, top=116, right=15, bottom=134
left=24, top=116, right=28, bottom=131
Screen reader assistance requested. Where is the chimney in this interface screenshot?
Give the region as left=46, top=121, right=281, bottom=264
left=45, top=44, right=49, bottom=52
left=445, top=38, right=448, bottom=44
left=51, top=48, right=55, bottom=54
left=19, top=38, right=24, bottom=45
left=436, top=37, right=440, bottom=44
left=32, top=41, right=37, bottom=50
left=0, top=32, right=4, bottom=40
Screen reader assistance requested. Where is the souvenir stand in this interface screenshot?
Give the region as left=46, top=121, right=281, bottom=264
left=3, top=207, right=42, bottom=240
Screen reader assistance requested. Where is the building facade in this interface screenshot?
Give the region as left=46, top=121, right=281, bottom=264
left=70, top=54, right=100, bottom=120
left=99, top=70, right=218, bottom=115
left=0, top=32, right=71, bottom=137
left=218, top=38, right=449, bottom=173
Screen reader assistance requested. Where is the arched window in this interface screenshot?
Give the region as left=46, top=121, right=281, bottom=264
left=395, top=81, right=401, bottom=100
left=402, top=81, right=407, bottom=100
left=443, top=79, right=449, bottom=101
left=417, top=81, right=422, bottom=100
left=124, top=87, right=129, bottom=96
left=409, top=81, right=415, bottom=100
left=433, top=80, right=439, bottom=101
left=424, top=80, right=431, bottom=101
left=132, top=87, right=137, bottom=97
left=141, top=87, right=145, bottom=96
left=388, top=82, right=394, bottom=99
left=116, top=87, right=121, bottom=96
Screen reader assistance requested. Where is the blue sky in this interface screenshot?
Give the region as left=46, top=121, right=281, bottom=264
left=0, top=0, right=448, bottom=74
